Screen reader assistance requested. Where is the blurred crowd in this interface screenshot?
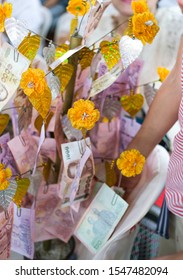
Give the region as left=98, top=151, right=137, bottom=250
left=1, top=0, right=181, bottom=51
left=0, top=0, right=69, bottom=41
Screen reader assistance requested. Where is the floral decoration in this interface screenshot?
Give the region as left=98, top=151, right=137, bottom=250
left=20, top=68, right=47, bottom=96
left=67, top=0, right=90, bottom=16
left=131, top=0, right=148, bottom=14
left=116, top=149, right=145, bottom=177
left=157, top=67, right=170, bottom=82
left=132, top=11, right=159, bottom=44
left=125, top=0, right=159, bottom=45
left=0, top=163, right=12, bottom=191
left=67, top=99, right=100, bottom=131
left=0, top=2, right=12, bottom=32
left=20, top=68, right=51, bottom=119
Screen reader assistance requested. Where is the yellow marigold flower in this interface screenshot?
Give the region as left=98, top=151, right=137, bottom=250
left=20, top=68, right=47, bottom=97
left=0, top=163, right=12, bottom=191
left=132, top=11, right=159, bottom=44
left=67, top=0, right=90, bottom=16
left=68, top=99, right=100, bottom=130
left=131, top=0, right=148, bottom=14
left=0, top=2, right=13, bottom=32
left=157, top=67, right=170, bottom=82
left=116, top=149, right=145, bottom=177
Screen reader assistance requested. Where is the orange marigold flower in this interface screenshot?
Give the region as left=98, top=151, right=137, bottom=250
left=67, top=0, right=90, bottom=16
left=131, top=0, right=148, bottom=14
left=0, top=163, right=12, bottom=191
left=132, top=11, right=159, bottom=44
left=157, top=67, right=170, bottom=82
left=68, top=99, right=100, bottom=130
left=20, top=68, right=51, bottom=120
left=20, top=68, right=47, bottom=97
left=116, top=149, right=145, bottom=177
left=0, top=2, right=13, bottom=32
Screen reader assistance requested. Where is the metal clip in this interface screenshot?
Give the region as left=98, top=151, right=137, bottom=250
left=19, top=135, right=26, bottom=146
left=4, top=209, right=9, bottom=220
left=111, top=193, right=118, bottom=206
left=43, top=183, right=49, bottom=194
left=14, top=48, right=19, bottom=63
left=17, top=207, right=22, bottom=217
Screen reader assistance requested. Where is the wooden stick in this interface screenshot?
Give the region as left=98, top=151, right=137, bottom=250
left=62, top=32, right=83, bottom=115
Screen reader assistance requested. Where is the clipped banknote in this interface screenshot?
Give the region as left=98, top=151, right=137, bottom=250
left=60, top=137, right=94, bottom=207
left=0, top=42, right=30, bottom=111
left=0, top=203, right=14, bottom=260
left=74, top=183, right=128, bottom=254
left=34, top=183, right=60, bottom=242
left=8, top=130, right=41, bottom=174
left=0, top=133, right=18, bottom=175
left=44, top=200, right=88, bottom=243
left=120, top=116, right=141, bottom=151
left=11, top=204, right=35, bottom=259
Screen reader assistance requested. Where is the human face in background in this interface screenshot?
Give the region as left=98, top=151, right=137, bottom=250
left=178, top=0, right=183, bottom=12
left=112, top=0, right=158, bottom=17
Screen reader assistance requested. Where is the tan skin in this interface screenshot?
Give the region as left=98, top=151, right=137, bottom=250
left=42, top=0, right=59, bottom=8
left=178, top=0, right=183, bottom=11
left=122, top=38, right=182, bottom=195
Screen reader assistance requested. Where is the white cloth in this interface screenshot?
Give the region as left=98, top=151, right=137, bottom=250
left=7, top=0, right=44, bottom=34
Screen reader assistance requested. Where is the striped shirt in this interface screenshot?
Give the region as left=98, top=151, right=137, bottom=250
left=165, top=61, right=183, bottom=217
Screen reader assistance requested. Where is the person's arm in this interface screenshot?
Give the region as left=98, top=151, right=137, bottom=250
left=121, top=36, right=183, bottom=197
left=127, top=36, right=183, bottom=157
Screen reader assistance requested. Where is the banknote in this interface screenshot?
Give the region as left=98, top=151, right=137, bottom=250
left=0, top=202, right=14, bottom=260
left=60, top=137, right=94, bottom=207
left=7, top=130, right=42, bottom=174
left=33, top=183, right=60, bottom=242
left=11, top=204, right=35, bottom=259
left=0, top=133, right=18, bottom=175
left=0, top=42, right=30, bottom=111
left=61, top=115, right=83, bottom=141
left=74, top=183, right=128, bottom=254
left=120, top=116, right=141, bottom=151
left=44, top=200, right=88, bottom=243
left=33, top=137, right=56, bottom=163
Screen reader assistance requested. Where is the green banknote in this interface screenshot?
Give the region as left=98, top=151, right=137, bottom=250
left=74, top=183, right=128, bottom=254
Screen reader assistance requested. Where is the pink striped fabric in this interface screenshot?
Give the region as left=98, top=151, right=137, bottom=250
left=165, top=59, right=183, bottom=217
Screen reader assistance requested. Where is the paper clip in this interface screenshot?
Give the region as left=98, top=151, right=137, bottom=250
left=17, top=207, right=22, bottom=217
left=14, top=48, right=19, bottom=63
left=111, top=193, right=118, bottom=206
left=4, top=209, right=9, bottom=220
left=117, top=173, right=122, bottom=188
left=43, top=183, right=49, bottom=194
left=78, top=140, right=84, bottom=155
left=19, top=135, right=26, bottom=146
left=48, top=40, right=52, bottom=47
